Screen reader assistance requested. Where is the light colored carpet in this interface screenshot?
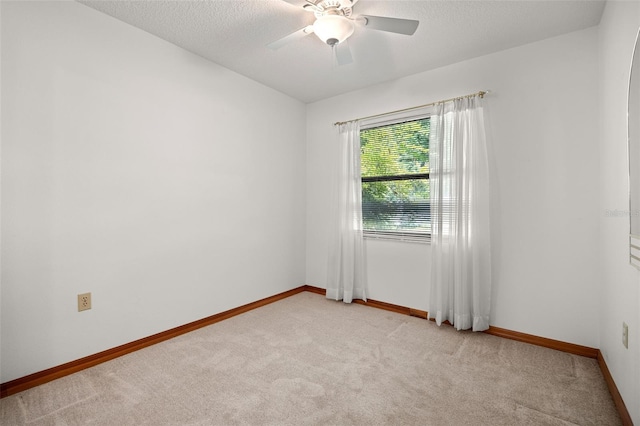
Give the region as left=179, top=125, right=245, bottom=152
left=1, top=292, right=621, bottom=425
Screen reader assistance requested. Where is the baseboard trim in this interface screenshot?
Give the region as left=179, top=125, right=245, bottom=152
left=304, top=285, right=412, bottom=315
left=597, top=351, right=633, bottom=426
left=0, top=286, right=306, bottom=398
left=484, top=326, right=599, bottom=358
left=302, top=284, right=325, bottom=295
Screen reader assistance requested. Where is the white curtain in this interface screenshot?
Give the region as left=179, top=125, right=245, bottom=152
left=326, top=121, right=367, bottom=303
left=429, top=96, right=491, bottom=331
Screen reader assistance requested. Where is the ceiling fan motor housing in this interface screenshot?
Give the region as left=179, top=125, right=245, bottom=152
left=312, top=1, right=355, bottom=46
left=312, top=0, right=353, bottom=19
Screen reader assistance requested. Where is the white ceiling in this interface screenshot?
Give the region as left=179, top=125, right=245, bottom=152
left=77, top=0, right=606, bottom=103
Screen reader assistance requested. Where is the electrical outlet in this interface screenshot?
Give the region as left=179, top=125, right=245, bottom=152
left=622, top=322, right=629, bottom=349
left=78, top=293, right=91, bottom=312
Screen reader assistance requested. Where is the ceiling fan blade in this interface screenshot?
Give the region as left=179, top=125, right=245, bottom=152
left=335, top=42, right=353, bottom=66
left=361, top=15, right=419, bottom=36
left=267, top=26, right=314, bottom=50
left=278, top=0, right=307, bottom=6
left=279, top=0, right=319, bottom=10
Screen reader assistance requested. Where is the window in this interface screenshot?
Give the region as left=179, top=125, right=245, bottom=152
left=360, top=116, right=430, bottom=241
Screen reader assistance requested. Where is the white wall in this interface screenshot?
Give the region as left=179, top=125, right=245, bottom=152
left=0, top=1, right=306, bottom=383
left=307, top=28, right=601, bottom=348
left=598, top=1, right=640, bottom=423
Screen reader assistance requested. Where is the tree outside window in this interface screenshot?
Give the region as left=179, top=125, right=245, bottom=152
left=360, top=118, right=430, bottom=238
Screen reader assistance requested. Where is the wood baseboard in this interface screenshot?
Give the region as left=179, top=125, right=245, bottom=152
left=302, top=284, right=325, bottom=295
left=0, top=286, right=307, bottom=398
left=484, top=326, right=599, bottom=358
left=304, top=285, right=412, bottom=315
left=598, top=351, right=633, bottom=426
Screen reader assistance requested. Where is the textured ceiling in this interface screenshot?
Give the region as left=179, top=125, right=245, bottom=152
left=77, top=0, right=606, bottom=103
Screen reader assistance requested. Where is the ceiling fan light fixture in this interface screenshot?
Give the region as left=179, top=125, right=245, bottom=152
left=313, top=15, right=354, bottom=46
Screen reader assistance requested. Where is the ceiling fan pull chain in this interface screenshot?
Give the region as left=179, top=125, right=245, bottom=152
left=331, top=43, right=338, bottom=69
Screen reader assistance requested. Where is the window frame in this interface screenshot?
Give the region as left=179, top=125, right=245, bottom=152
left=360, top=109, right=433, bottom=243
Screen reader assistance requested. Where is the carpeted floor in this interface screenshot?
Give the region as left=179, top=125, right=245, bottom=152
left=0, top=292, right=621, bottom=425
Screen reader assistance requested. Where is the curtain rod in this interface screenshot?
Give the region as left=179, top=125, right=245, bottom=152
left=333, top=90, right=487, bottom=126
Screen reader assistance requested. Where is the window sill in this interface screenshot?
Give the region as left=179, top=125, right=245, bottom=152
left=363, top=231, right=431, bottom=244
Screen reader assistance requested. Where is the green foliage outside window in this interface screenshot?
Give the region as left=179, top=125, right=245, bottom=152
left=360, top=118, right=431, bottom=235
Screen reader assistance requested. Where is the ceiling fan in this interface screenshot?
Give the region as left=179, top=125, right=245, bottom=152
left=267, top=0, right=420, bottom=65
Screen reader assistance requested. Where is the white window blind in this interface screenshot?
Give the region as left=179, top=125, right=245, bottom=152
left=360, top=117, right=430, bottom=240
